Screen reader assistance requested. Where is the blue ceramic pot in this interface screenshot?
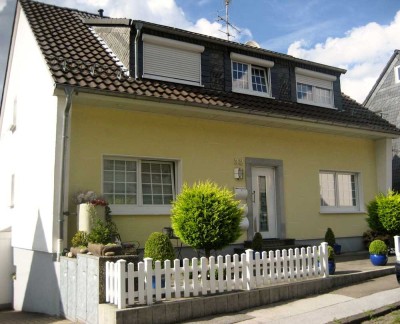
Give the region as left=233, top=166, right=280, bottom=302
left=370, top=254, right=388, bottom=266
left=328, top=260, right=336, bottom=275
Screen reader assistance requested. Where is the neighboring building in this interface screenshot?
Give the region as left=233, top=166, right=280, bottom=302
left=364, top=50, right=400, bottom=190
left=0, top=0, right=399, bottom=316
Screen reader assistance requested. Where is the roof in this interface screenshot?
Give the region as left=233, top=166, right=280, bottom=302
left=363, top=50, right=400, bottom=106
left=17, top=0, right=400, bottom=136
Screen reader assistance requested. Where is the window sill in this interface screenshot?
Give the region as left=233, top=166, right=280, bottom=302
left=320, top=210, right=366, bottom=215
left=110, top=205, right=172, bottom=215
left=232, top=88, right=272, bottom=98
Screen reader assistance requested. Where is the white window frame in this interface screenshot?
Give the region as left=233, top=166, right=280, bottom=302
left=295, top=67, right=336, bottom=109
left=319, top=170, right=363, bottom=213
left=230, top=52, right=274, bottom=98
left=103, top=156, right=181, bottom=215
left=142, top=34, right=204, bottom=86
left=395, top=65, right=400, bottom=84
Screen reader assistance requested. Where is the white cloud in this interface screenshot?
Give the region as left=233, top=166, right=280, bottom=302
left=288, top=11, right=400, bottom=103
left=0, top=0, right=7, bottom=12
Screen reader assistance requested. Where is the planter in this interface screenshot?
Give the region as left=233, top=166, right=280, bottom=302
left=333, top=243, right=341, bottom=255
left=77, top=203, right=105, bottom=232
left=88, top=243, right=123, bottom=257
left=370, top=254, right=388, bottom=266
left=328, top=260, right=336, bottom=275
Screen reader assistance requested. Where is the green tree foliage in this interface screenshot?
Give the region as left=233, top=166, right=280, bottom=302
left=87, top=219, right=119, bottom=245
left=144, top=232, right=175, bottom=268
left=171, top=181, right=243, bottom=258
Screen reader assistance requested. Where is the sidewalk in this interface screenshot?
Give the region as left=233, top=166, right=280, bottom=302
left=1, top=253, right=398, bottom=323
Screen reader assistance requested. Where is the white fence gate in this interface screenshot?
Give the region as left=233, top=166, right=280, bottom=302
left=106, top=243, right=329, bottom=309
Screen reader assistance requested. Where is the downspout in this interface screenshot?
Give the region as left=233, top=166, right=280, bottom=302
left=57, top=86, right=73, bottom=261
left=134, top=22, right=143, bottom=80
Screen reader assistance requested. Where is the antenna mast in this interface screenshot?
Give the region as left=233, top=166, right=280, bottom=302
left=217, top=0, right=239, bottom=41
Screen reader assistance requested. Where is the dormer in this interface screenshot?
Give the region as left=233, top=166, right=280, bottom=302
left=295, top=68, right=337, bottom=109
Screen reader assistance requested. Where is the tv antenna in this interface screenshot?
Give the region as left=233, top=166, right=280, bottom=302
left=217, top=0, right=240, bottom=41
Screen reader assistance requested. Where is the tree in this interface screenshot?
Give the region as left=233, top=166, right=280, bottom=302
left=171, top=181, right=243, bottom=258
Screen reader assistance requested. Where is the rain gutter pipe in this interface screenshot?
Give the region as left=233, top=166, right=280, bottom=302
left=57, top=86, right=73, bottom=261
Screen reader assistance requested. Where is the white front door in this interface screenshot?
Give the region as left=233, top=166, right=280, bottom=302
left=252, top=167, right=277, bottom=238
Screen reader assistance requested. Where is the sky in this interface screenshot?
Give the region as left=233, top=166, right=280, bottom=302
left=0, top=0, right=400, bottom=103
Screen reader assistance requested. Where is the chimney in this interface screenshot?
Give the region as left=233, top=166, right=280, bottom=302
left=98, top=9, right=104, bottom=18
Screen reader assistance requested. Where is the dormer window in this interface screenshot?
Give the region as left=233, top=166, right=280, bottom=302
left=395, top=65, right=400, bottom=84
left=230, top=53, right=274, bottom=97
left=142, top=34, right=205, bottom=86
left=295, top=68, right=336, bottom=108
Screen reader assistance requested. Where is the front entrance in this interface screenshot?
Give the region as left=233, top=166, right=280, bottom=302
left=251, top=167, right=277, bottom=238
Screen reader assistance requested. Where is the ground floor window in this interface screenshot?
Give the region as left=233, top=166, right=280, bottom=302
left=319, top=171, right=360, bottom=212
left=103, top=157, right=177, bottom=214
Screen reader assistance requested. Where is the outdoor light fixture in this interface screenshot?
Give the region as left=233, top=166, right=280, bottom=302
left=234, top=167, right=243, bottom=179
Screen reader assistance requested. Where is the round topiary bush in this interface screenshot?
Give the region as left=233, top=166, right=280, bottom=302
left=171, top=181, right=243, bottom=258
left=368, top=239, right=388, bottom=255
left=144, top=232, right=175, bottom=268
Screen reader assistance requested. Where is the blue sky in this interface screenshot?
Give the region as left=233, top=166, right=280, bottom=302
left=1, top=0, right=400, bottom=103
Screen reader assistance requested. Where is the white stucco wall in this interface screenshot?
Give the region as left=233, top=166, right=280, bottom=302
left=0, top=230, right=13, bottom=309
left=0, top=5, right=60, bottom=253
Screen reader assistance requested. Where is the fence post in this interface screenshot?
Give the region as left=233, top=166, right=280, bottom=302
left=320, top=242, right=329, bottom=278
left=245, top=249, right=254, bottom=290
left=144, top=258, right=153, bottom=305
left=105, top=261, right=110, bottom=303
left=395, top=236, right=400, bottom=262
left=117, top=260, right=126, bottom=309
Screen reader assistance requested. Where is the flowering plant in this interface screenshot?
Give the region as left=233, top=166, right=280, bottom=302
left=75, top=191, right=108, bottom=206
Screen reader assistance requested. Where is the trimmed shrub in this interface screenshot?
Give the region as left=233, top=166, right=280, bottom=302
left=366, top=199, right=386, bottom=233
left=71, top=231, right=88, bottom=247
left=171, top=181, right=243, bottom=258
left=375, top=190, right=400, bottom=234
left=144, top=232, right=175, bottom=268
left=327, top=245, right=335, bottom=261
left=87, top=219, right=118, bottom=245
left=368, top=239, right=388, bottom=255
left=252, top=232, right=263, bottom=251
left=324, top=228, right=335, bottom=247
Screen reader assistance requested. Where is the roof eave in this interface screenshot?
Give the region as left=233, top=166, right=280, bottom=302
left=54, top=83, right=399, bottom=139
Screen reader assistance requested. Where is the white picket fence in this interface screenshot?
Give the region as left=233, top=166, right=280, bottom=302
left=106, top=242, right=329, bottom=309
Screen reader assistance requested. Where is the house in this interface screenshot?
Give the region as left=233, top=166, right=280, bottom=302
left=364, top=50, right=400, bottom=190
left=0, top=0, right=399, bottom=316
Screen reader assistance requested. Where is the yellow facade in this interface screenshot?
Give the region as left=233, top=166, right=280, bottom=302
left=67, top=99, right=376, bottom=247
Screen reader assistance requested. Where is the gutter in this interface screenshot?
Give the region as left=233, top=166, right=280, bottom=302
left=134, top=22, right=143, bottom=80
left=57, top=86, right=73, bottom=261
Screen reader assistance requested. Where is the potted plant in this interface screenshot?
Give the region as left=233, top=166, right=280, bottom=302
left=325, top=227, right=341, bottom=255
left=369, top=239, right=388, bottom=266
left=144, top=232, right=175, bottom=288
left=327, top=245, right=336, bottom=275
left=75, top=191, right=107, bottom=232
left=87, top=218, right=122, bottom=256
left=69, top=231, right=89, bottom=257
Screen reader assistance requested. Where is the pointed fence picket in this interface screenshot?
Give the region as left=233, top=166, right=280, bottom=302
left=105, top=242, right=329, bottom=309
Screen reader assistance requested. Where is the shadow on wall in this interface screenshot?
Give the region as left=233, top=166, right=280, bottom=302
left=16, top=211, right=61, bottom=316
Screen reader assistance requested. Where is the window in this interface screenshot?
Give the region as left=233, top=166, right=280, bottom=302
left=295, top=68, right=336, bottom=108
left=395, top=65, right=400, bottom=84
left=103, top=157, right=177, bottom=214
left=319, top=171, right=361, bottom=212
left=142, top=34, right=204, bottom=86
left=230, top=52, right=274, bottom=97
